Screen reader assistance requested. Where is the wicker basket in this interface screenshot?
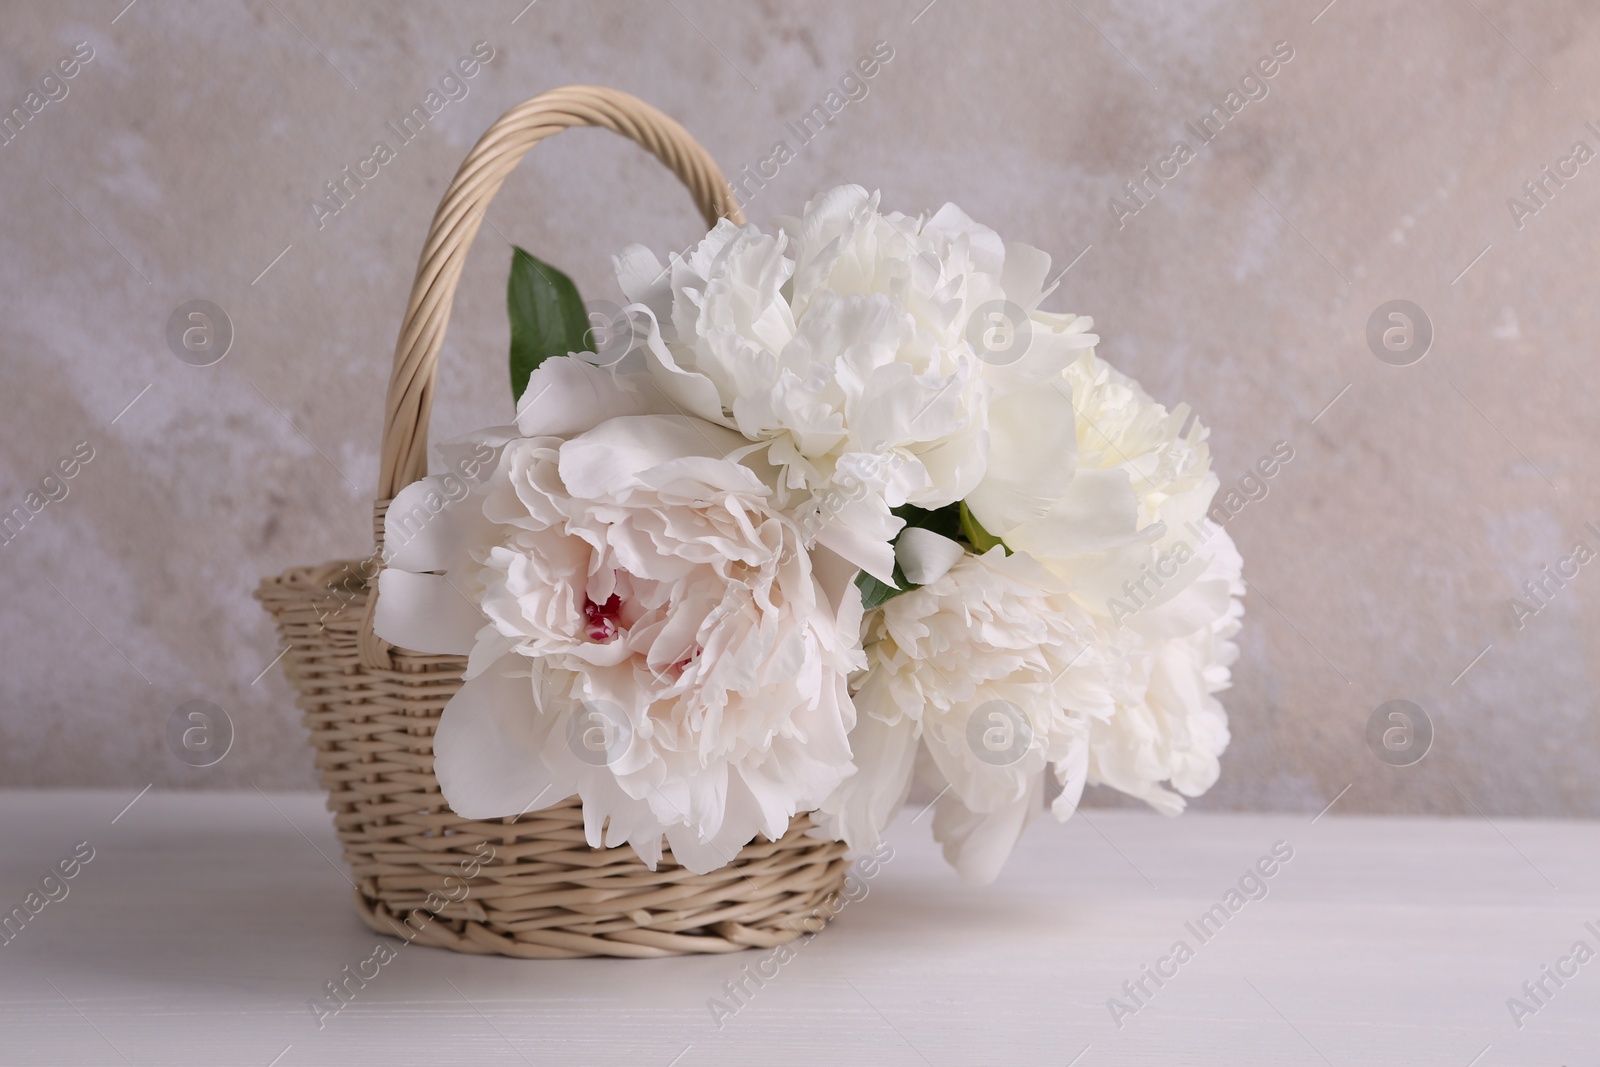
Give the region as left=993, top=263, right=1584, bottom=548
left=256, top=86, right=849, bottom=959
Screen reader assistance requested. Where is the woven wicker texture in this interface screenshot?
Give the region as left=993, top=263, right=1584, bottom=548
left=256, top=87, right=849, bottom=958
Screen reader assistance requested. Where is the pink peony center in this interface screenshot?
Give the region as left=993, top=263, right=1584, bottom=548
left=583, top=593, right=624, bottom=642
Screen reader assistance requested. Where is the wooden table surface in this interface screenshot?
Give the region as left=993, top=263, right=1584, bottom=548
left=1, top=789, right=1596, bottom=1066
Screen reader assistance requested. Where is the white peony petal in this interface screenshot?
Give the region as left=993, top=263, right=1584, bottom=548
left=373, top=570, right=483, bottom=656
left=921, top=693, right=1043, bottom=817
left=1001, top=241, right=1053, bottom=303
left=813, top=697, right=919, bottom=852
left=922, top=202, right=1005, bottom=275
left=590, top=787, right=669, bottom=869
left=895, top=528, right=966, bottom=586
left=810, top=544, right=864, bottom=630
left=1125, top=570, right=1233, bottom=640
left=722, top=767, right=800, bottom=850
left=614, top=243, right=670, bottom=313
left=980, top=313, right=1099, bottom=398
left=1049, top=725, right=1090, bottom=821
left=785, top=184, right=876, bottom=297
left=782, top=673, right=858, bottom=770
left=931, top=773, right=1043, bottom=885
left=638, top=313, right=734, bottom=427
left=558, top=414, right=751, bottom=499
left=515, top=355, right=649, bottom=439
left=853, top=359, right=974, bottom=455
left=963, top=381, right=1080, bottom=536
left=432, top=657, right=572, bottom=819
left=911, top=418, right=988, bottom=508
left=384, top=476, right=495, bottom=575
left=463, top=628, right=515, bottom=681
left=816, top=520, right=898, bottom=586
left=1005, top=467, right=1144, bottom=559
left=664, top=822, right=741, bottom=876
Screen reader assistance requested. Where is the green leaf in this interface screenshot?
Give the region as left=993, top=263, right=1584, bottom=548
left=855, top=566, right=912, bottom=611
left=894, top=501, right=963, bottom=541
left=959, top=501, right=1009, bottom=555
left=508, top=246, right=593, bottom=402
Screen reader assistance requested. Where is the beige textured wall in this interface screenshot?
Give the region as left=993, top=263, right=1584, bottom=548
left=2, top=0, right=1596, bottom=819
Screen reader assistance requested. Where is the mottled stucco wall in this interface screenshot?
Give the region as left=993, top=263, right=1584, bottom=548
left=2, top=0, right=1597, bottom=819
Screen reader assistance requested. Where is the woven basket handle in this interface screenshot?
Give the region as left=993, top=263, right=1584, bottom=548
left=376, top=84, right=745, bottom=502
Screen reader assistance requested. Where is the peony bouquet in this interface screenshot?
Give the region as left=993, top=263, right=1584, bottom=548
left=373, top=185, right=1243, bottom=884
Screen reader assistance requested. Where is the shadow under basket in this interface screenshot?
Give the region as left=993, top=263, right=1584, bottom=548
left=253, top=85, right=849, bottom=959
left=256, top=560, right=850, bottom=959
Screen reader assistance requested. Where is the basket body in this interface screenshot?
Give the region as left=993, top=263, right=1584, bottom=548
left=257, top=560, right=849, bottom=958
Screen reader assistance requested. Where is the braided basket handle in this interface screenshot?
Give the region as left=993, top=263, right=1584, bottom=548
left=376, top=84, right=745, bottom=502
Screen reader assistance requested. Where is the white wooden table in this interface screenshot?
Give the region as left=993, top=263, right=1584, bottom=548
left=1, top=789, right=1596, bottom=1065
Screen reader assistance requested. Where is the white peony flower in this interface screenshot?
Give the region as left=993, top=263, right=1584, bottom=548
left=373, top=356, right=865, bottom=874
left=614, top=184, right=1096, bottom=584
left=1004, top=348, right=1243, bottom=817
left=975, top=348, right=1220, bottom=619
left=825, top=343, right=1245, bottom=879
left=815, top=544, right=1120, bottom=883
left=1089, top=534, right=1242, bottom=815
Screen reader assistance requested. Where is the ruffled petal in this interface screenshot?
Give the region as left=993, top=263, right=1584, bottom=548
left=373, top=570, right=483, bottom=656
left=384, top=476, right=495, bottom=575
left=963, top=380, right=1080, bottom=536
left=613, top=244, right=671, bottom=319
left=515, top=355, right=650, bottom=439
left=1005, top=467, right=1145, bottom=559
left=637, top=312, right=734, bottom=428
left=1049, top=721, right=1090, bottom=821
left=664, top=821, right=741, bottom=876
left=1000, top=241, right=1052, bottom=305
left=931, top=773, right=1043, bottom=885
left=558, top=414, right=751, bottom=500
left=816, top=519, right=899, bottom=586
left=813, top=694, right=919, bottom=852
left=432, top=657, right=572, bottom=819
